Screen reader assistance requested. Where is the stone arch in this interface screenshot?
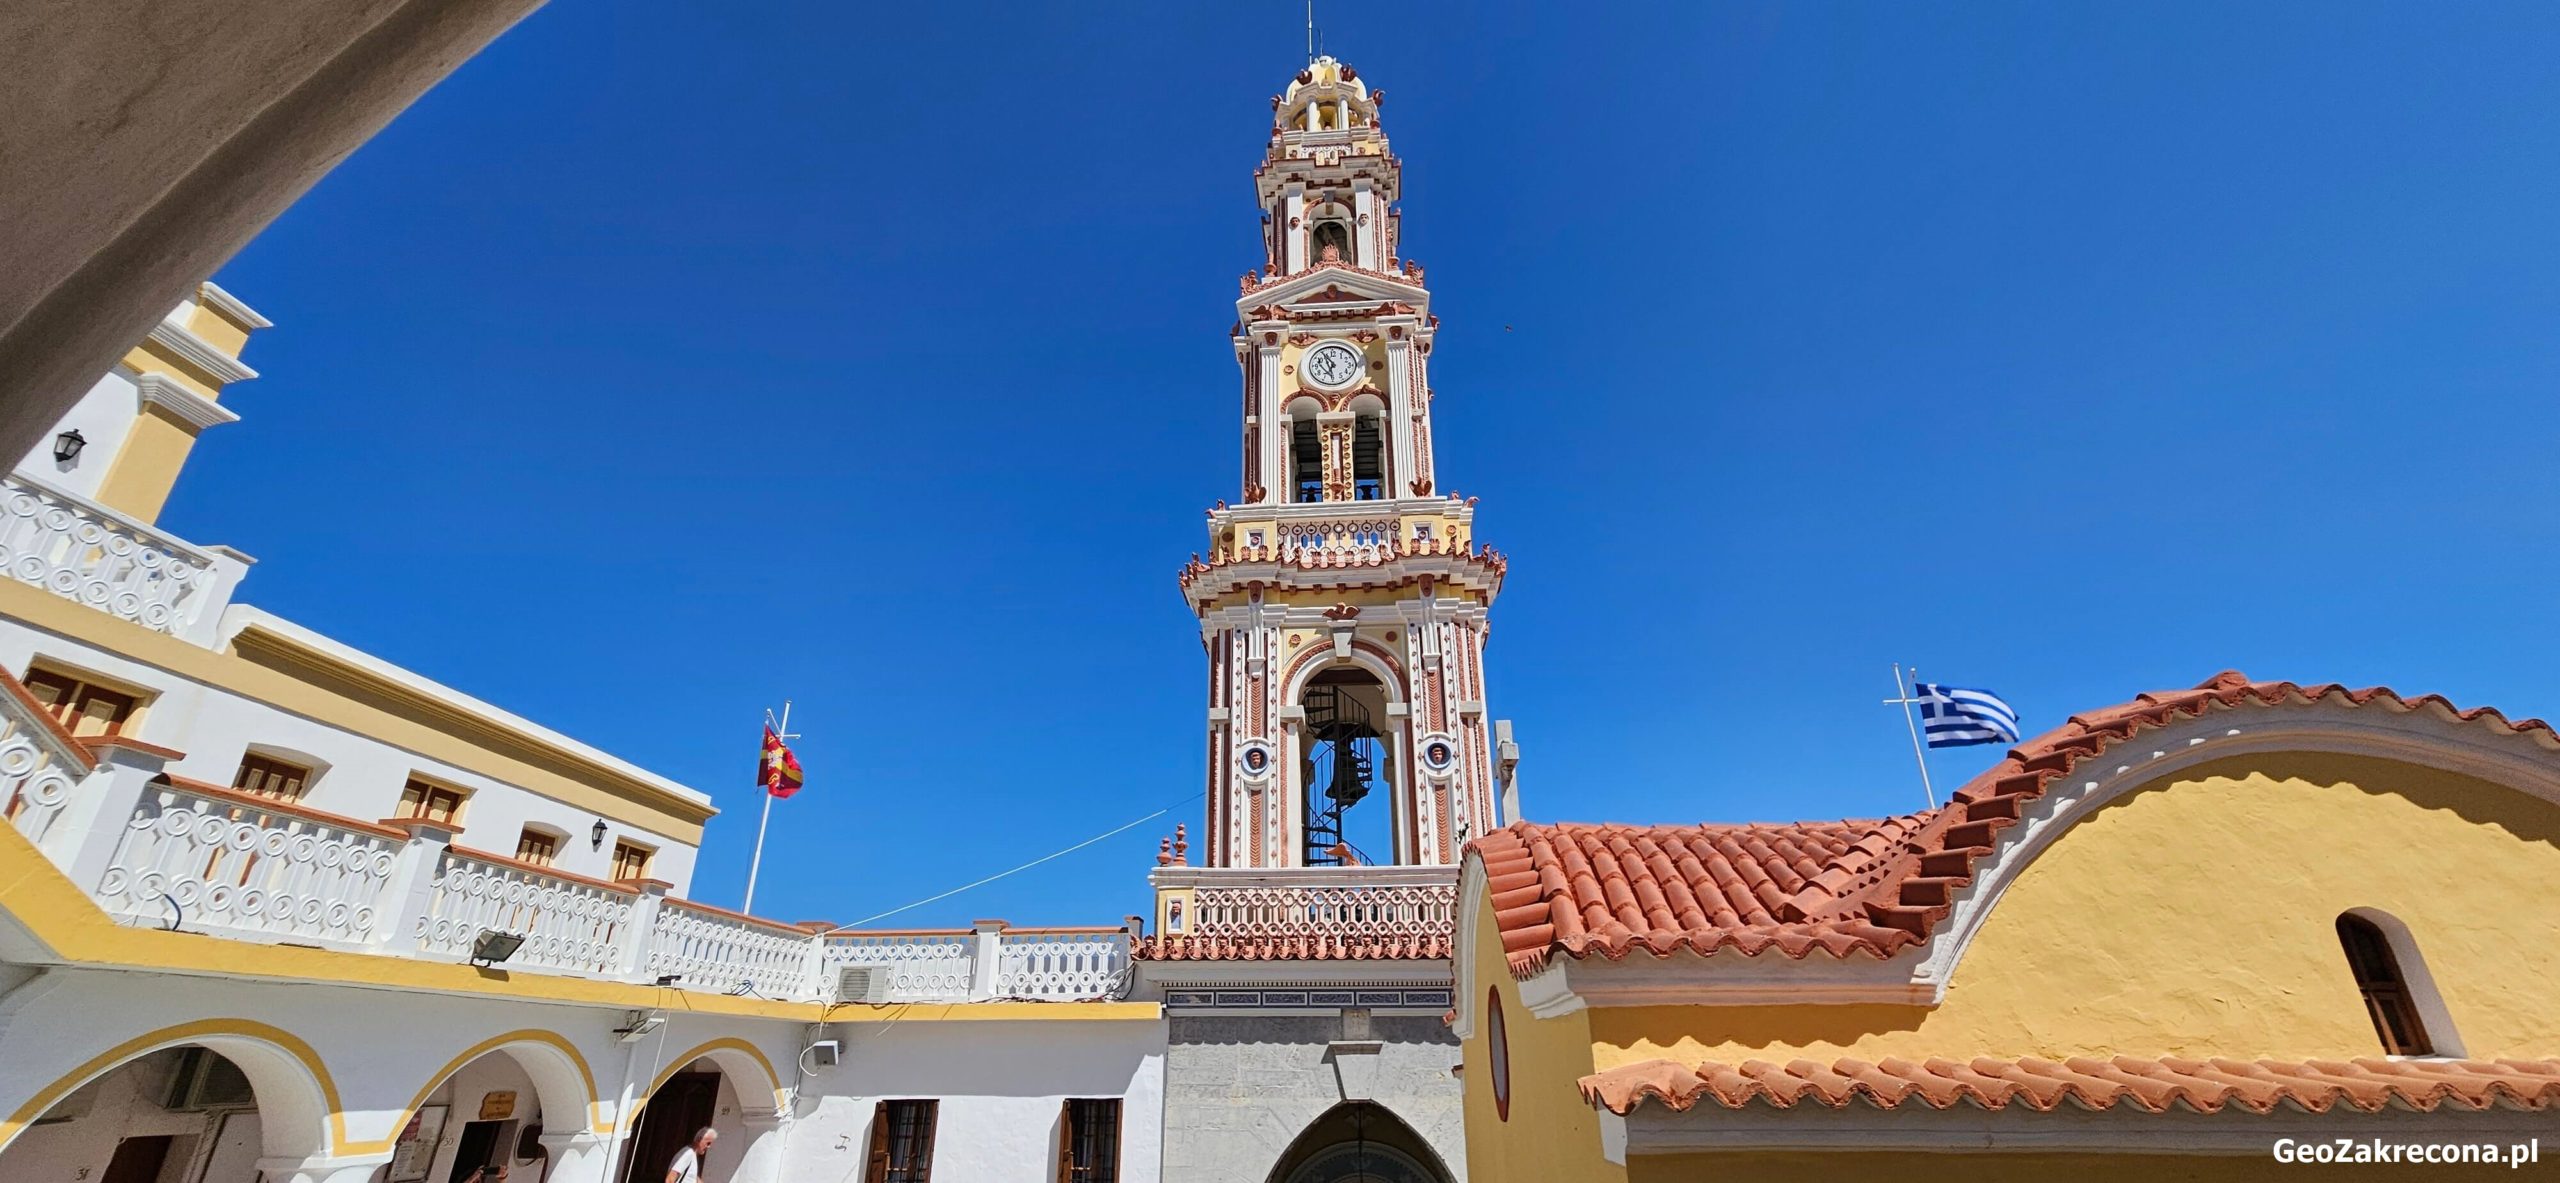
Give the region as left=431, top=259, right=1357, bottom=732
left=617, top=1039, right=784, bottom=1183
left=0, top=1018, right=339, bottom=1161
left=1264, top=1101, right=1455, bottom=1183
left=385, top=1029, right=605, bottom=1149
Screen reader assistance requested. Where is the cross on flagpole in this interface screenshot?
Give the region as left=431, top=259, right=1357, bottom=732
left=743, top=700, right=797, bottom=914
left=1882, top=664, right=1938, bottom=809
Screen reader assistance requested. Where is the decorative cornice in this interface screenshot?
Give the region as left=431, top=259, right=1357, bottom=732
left=144, top=319, right=257, bottom=385
left=134, top=373, right=241, bottom=431
left=195, top=282, right=273, bottom=330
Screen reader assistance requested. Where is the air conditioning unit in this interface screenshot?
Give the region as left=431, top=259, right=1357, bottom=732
left=834, top=964, right=894, bottom=1005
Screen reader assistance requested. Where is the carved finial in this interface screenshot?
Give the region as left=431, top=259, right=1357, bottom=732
left=1157, top=836, right=1174, bottom=866
left=1173, top=824, right=1189, bottom=865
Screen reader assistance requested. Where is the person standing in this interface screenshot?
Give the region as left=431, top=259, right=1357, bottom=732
left=666, top=1127, right=717, bottom=1183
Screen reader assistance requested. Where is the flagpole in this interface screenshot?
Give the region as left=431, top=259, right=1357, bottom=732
left=743, top=699, right=789, bottom=914
left=1886, top=664, right=1938, bottom=809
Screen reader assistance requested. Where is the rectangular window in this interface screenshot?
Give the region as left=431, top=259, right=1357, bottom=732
left=609, top=840, right=654, bottom=882
left=1058, top=1099, right=1120, bottom=1183
left=231, top=754, right=312, bottom=801
left=22, top=666, right=141, bottom=738
left=514, top=828, right=560, bottom=867
left=396, top=778, right=468, bottom=825
left=865, top=1099, right=937, bottom=1183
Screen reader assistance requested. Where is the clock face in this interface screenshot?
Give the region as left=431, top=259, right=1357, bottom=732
left=1303, top=341, right=1363, bottom=389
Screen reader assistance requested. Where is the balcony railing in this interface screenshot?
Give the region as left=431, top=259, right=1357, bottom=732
left=0, top=682, right=1129, bottom=1003
left=0, top=475, right=245, bottom=639
left=1153, top=864, right=1458, bottom=943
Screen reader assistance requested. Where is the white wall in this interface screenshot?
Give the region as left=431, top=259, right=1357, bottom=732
left=783, top=1019, right=1167, bottom=1183
left=0, top=618, right=701, bottom=892
left=15, top=368, right=139, bottom=501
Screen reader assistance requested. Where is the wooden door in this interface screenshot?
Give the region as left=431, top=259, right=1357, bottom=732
left=622, top=1072, right=720, bottom=1183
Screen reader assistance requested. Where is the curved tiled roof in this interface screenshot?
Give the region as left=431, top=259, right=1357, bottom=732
left=1581, top=1055, right=2560, bottom=1116
left=1478, top=671, right=2560, bottom=977
left=1474, top=818, right=1931, bottom=975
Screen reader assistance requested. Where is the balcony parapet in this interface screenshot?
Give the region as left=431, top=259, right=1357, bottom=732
left=0, top=474, right=250, bottom=641
left=1146, top=864, right=1458, bottom=946
left=1, top=675, right=1133, bottom=1002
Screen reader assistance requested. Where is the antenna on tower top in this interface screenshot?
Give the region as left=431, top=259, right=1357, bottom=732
left=1305, top=0, right=1316, bottom=64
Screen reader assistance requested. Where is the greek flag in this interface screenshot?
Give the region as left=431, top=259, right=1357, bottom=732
left=1915, top=683, right=2021, bottom=748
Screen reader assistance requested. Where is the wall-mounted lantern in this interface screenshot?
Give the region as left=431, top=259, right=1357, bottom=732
left=591, top=819, right=609, bottom=850
left=52, top=430, right=85, bottom=464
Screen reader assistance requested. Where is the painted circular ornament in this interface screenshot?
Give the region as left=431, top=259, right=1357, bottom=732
left=1236, top=739, right=1279, bottom=783
left=1416, top=733, right=1461, bottom=777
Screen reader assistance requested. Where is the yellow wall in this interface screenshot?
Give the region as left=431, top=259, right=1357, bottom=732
left=90, top=403, right=199, bottom=522
left=1458, top=892, right=1622, bottom=1183
left=1590, top=753, right=2560, bottom=1071
left=1465, top=751, right=2560, bottom=1179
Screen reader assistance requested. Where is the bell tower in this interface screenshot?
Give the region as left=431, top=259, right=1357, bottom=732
left=1180, top=56, right=1508, bottom=870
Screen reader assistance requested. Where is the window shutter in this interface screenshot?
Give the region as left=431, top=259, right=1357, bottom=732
left=864, top=1101, right=891, bottom=1183
left=912, top=1100, right=939, bottom=1183
left=1056, top=1099, right=1075, bottom=1183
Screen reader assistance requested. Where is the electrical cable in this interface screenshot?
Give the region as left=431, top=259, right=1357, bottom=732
left=824, top=792, right=1201, bottom=932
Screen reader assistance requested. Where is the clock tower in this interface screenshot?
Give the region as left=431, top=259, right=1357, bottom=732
left=1179, top=55, right=1509, bottom=870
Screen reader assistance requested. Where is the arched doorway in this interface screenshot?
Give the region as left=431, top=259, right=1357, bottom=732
left=1265, top=1102, right=1453, bottom=1183
left=617, top=1043, right=779, bottom=1183
left=0, top=1029, right=332, bottom=1183
left=392, top=1036, right=598, bottom=1183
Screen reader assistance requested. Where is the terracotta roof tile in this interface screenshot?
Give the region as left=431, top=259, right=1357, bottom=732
left=1131, top=932, right=1450, bottom=962
left=1472, top=818, right=1927, bottom=976
left=1581, top=1055, right=2560, bottom=1116
left=1477, top=671, right=2560, bottom=977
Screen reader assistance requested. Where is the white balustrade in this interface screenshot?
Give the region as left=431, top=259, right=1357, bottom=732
left=1278, top=517, right=1396, bottom=562
left=96, top=782, right=403, bottom=947
left=645, top=899, right=821, bottom=1000
left=0, top=688, right=94, bottom=849
left=1173, top=866, right=1458, bottom=943
left=419, top=849, right=635, bottom=975
left=822, top=931, right=977, bottom=1002
left=0, top=476, right=221, bottom=635
left=994, top=929, right=1129, bottom=1001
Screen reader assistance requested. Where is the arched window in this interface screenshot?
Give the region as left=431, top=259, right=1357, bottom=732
left=2336, top=912, right=2433, bottom=1056
left=1291, top=418, right=1322, bottom=503
left=1351, top=413, right=1384, bottom=500
left=1311, top=220, right=1350, bottom=265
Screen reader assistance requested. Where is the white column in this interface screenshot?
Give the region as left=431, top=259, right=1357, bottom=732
left=539, top=1130, right=617, bottom=1183
left=1254, top=330, right=1287, bottom=503
left=968, top=919, right=1007, bottom=1000
left=1380, top=317, right=1418, bottom=496
left=1353, top=184, right=1378, bottom=269
left=1282, top=190, right=1307, bottom=272
left=373, top=817, right=459, bottom=952
left=52, top=738, right=174, bottom=894
left=728, top=1112, right=788, bottom=1183
left=615, top=879, right=672, bottom=979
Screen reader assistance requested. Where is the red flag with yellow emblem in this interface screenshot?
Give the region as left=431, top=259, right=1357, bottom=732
left=759, top=725, right=803, bottom=799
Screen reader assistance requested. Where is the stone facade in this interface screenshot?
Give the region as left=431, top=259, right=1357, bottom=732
left=1161, top=1014, right=1465, bottom=1183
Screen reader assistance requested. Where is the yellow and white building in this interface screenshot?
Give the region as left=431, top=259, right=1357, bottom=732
left=0, top=287, right=1163, bottom=1183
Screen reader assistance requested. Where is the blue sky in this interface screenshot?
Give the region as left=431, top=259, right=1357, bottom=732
left=193, top=2, right=2560, bottom=927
